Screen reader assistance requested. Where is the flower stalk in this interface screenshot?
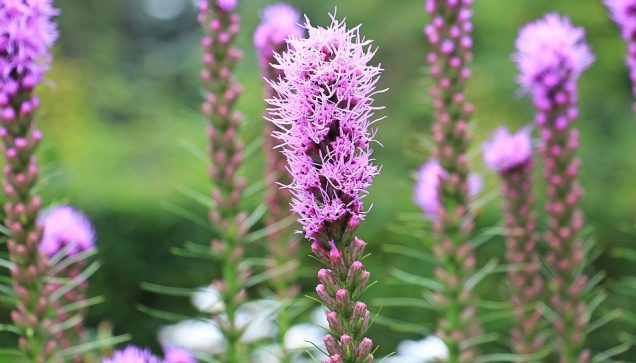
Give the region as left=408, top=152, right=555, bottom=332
left=423, top=0, right=482, bottom=361
left=482, top=127, right=544, bottom=360
left=268, top=15, right=382, bottom=363
left=0, top=1, right=59, bottom=360
left=515, top=14, right=595, bottom=362
left=198, top=0, right=249, bottom=361
left=254, top=4, right=304, bottom=361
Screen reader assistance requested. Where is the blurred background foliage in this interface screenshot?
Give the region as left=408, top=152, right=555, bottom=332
left=1, top=0, right=635, bottom=359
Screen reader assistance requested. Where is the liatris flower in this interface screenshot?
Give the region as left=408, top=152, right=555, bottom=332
left=423, top=1, right=482, bottom=361
left=482, top=126, right=545, bottom=357
left=254, top=5, right=304, bottom=354
left=414, top=160, right=481, bottom=221
left=0, top=0, right=59, bottom=360
left=39, top=205, right=96, bottom=361
left=103, top=346, right=161, bottom=363
left=605, top=0, right=636, bottom=111
left=268, top=15, right=381, bottom=363
left=198, top=1, right=251, bottom=361
left=163, top=346, right=197, bottom=363
left=515, top=14, right=594, bottom=363
left=39, top=205, right=96, bottom=258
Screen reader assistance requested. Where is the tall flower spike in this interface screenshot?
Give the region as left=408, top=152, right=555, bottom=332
left=605, top=0, right=636, bottom=111
left=254, top=3, right=304, bottom=361
left=268, top=15, right=382, bottom=363
left=0, top=1, right=59, bottom=360
left=198, top=0, right=250, bottom=361
left=423, top=1, right=482, bottom=361
left=482, top=126, right=545, bottom=358
left=39, top=205, right=96, bottom=362
left=515, top=14, right=594, bottom=363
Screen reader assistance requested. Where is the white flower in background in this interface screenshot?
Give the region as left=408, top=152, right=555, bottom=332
left=310, top=306, right=328, bottom=328
left=191, top=285, right=225, bottom=314
left=284, top=323, right=325, bottom=351
left=158, top=319, right=225, bottom=354
left=237, top=299, right=280, bottom=343
left=252, top=344, right=283, bottom=363
left=380, top=335, right=449, bottom=363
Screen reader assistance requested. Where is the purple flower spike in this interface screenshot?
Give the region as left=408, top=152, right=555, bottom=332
left=255, top=4, right=304, bottom=359
left=482, top=126, right=532, bottom=173
left=515, top=13, right=594, bottom=97
left=268, top=14, right=381, bottom=363
left=605, top=0, right=636, bottom=110
left=515, top=14, right=594, bottom=363
left=0, top=0, right=59, bottom=87
left=0, top=1, right=59, bottom=360
left=483, top=126, right=543, bottom=356
left=38, top=205, right=96, bottom=258
left=423, top=0, right=483, bottom=360
left=199, top=1, right=252, bottom=360
left=254, top=3, right=304, bottom=75
left=103, top=346, right=161, bottom=363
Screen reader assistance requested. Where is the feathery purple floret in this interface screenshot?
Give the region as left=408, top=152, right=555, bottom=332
left=215, top=0, right=237, bottom=12
left=605, top=0, right=636, bottom=39
left=162, top=346, right=196, bottom=363
left=482, top=126, right=532, bottom=173
left=414, top=160, right=481, bottom=220
left=0, top=0, right=59, bottom=89
left=268, top=16, right=382, bottom=242
left=254, top=3, right=303, bottom=71
left=103, top=346, right=161, bottom=363
left=38, top=205, right=96, bottom=258
left=605, top=0, right=636, bottom=110
left=514, top=14, right=594, bottom=96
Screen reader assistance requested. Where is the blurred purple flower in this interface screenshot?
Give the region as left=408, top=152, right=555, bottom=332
left=254, top=3, right=303, bottom=71
left=268, top=16, right=382, bottom=242
left=482, top=126, right=532, bottom=173
left=163, top=346, right=196, bottom=363
left=605, top=0, right=636, bottom=110
left=0, top=0, right=59, bottom=87
left=414, top=160, right=481, bottom=220
left=38, top=205, right=95, bottom=258
left=103, top=346, right=160, bottom=363
left=514, top=13, right=594, bottom=95
left=215, top=0, right=236, bottom=12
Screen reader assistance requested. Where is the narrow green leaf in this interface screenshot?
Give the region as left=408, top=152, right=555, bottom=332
left=50, top=262, right=100, bottom=303
left=390, top=268, right=443, bottom=292
left=465, top=259, right=498, bottom=291
left=139, top=282, right=196, bottom=297
left=373, top=315, right=430, bottom=335
left=382, top=244, right=436, bottom=264
left=592, top=343, right=631, bottom=363
left=371, top=298, right=435, bottom=310
left=56, top=334, right=131, bottom=359
left=136, top=304, right=193, bottom=322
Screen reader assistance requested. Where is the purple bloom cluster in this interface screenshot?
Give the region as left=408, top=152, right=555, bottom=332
left=482, top=127, right=543, bottom=356
left=0, top=0, right=59, bottom=93
left=515, top=14, right=594, bottom=98
left=38, top=205, right=96, bottom=258
left=268, top=17, right=381, bottom=243
left=605, top=0, right=636, bottom=110
left=254, top=3, right=304, bottom=74
left=482, top=126, right=532, bottom=173
left=104, top=346, right=195, bottom=363
left=269, top=15, right=380, bottom=363
left=414, top=160, right=481, bottom=221
left=214, top=0, right=237, bottom=12
left=515, top=14, right=594, bottom=363
left=103, top=346, right=161, bottom=363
